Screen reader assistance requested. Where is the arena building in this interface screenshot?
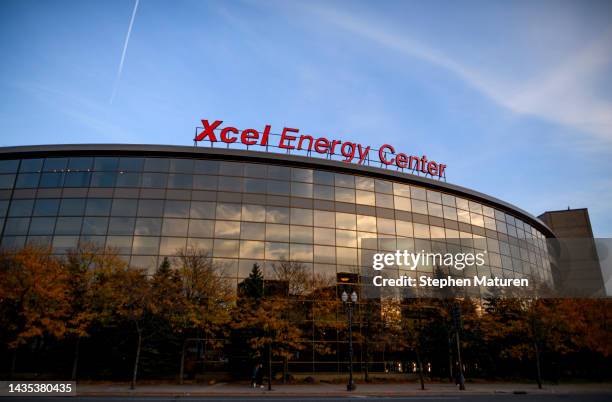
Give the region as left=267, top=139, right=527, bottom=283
left=0, top=143, right=556, bottom=374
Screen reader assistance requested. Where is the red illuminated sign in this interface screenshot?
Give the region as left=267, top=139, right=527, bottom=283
left=194, top=119, right=446, bottom=178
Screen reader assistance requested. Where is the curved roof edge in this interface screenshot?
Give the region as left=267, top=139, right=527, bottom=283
left=0, top=144, right=555, bottom=238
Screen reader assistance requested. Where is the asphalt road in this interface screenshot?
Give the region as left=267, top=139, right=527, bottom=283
left=3, top=396, right=612, bottom=402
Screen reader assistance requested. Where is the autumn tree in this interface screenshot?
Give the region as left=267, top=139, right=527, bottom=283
left=0, top=245, right=70, bottom=377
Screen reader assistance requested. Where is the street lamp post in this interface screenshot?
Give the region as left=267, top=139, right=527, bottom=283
left=452, top=304, right=466, bottom=391
left=342, top=290, right=358, bottom=391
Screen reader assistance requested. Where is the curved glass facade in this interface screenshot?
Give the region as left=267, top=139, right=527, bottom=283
left=0, top=150, right=554, bottom=373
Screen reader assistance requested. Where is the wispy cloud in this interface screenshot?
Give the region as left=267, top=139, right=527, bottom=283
left=300, top=3, right=612, bottom=142
left=110, top=0, right=139, bottom=104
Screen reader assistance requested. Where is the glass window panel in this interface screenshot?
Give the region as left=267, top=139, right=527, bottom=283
left=336, top=247, right=357, bottom=265
left=333, top=187, right=354, bottom=203
left=314, top=210, right=335, bottom=228
left=144, top=158, right=169, bottom=172
left=291, top=182, right=313, bottom=198
left=111, top=199, right=138, bottom=216
left=471, top=213, right=484, bottom=227
left=214, top=220, right=240, bottom=238
left=240, top=240, right=265, bottom=259
left=335, top=212, right=356, bottom=230
left=19, top=158, right=43, bottom=172
left=132, top=236, right=160, bottom=255
left=141, top=172, right=167, bottom=188
left=314, top=185, right=334, bottom=200
left=27, top=235, right=52, bottom=247
left=267, top=165, right=290, bottom=180
left=265, top=242, right=289, bottom=260
left=484, top=216, right=496, bottom=230
left=412, top=199, right=428, bottom=215
left=430, top=226, right=445, bottom=239
left=428, top=202, right=443, bottom=218
left=2, top=236, right=26, bottom=249
left=443, top=206, right=457, bottom=220
left=457, top=209, right=471, bottom=224
left=290, top=208, right=313, bottom=226
left=164, top=200, right=189, bottom=218
left=59, top=198, right=86, bottom=216
left=28, top=217, right=56, bottom=235
left=242, top=204, right=265, bottom=222
left=356, top=190, right=375, bottom=205
left=314, top=227, right=335, bottom=245
left=188, top=219, right=214, bottom=237
left=290, top=244, right=313, bottom=261
left=91, top=172, right=117, bottom=187
left=494, top=209, right=506, bottom=222
left=64, top=172, right=90, bottom=187
left=169, top=158, right=194, bottom=173
left=375, top=179, right=393, bottom=194
left=482, top=206, right=495, bottom=218
left=108, top=217, right=135, bottom=235
left=106, top=235, right=132, bottom=254
left=162, top=218, right=188, bottom=236
left=266, top=206, right=289, bottom=224
left=138, top=199, right=164, bottom=217
left=240, top=222, right=265, bottom=240
left=52, top=235, right=78, bottom=253
left=186, top=238, right=213, bottom=252
left=5, top=218, right=30, bottom=235
left=410, top=187, right=426, bottom=200
left=116, top=172, right=141, bottom=187
left=244, top=178, right=266, bottom=193
left=292, top=168, right=313, bottom=183
left=82, top=217, right=108, bottom=235
left=118, top=157, right=144, bottom=171
left=0, top=200, right=7, bottom=216
left=456, top=197, right=469, bottom=211
left=15, top=173, right=39, bottom=188
left=357, top=215, right=377, bottom=232
left=219, top=162, right=243, bottom=176
left=266, top=223, right=289, bottom=241
left=393, top=183, right=410, bottom=197
left=218, top=176, right=243, bottom=192
left=32, top=199, right=60, bottom=216
left=214, top=239, right=239, bottom=257
left=94, top=157, right=118, bottom=171
left=396, top=220, right=413, bottom=237
left=167, top=174, right=193, bottom=189
left=9, top=199, right=35, bottom=216
left=54, top=217, right=82, bottom=235
left=0, top=160, right=19, bottom=173
left=334, top=174, right=354, bottom=188
left=194, top=160, right=218, bottom=174
left=314, top=245, right=335, bottom=264
left=336, top=229, right=356, bottom=247
left=413, top=223, right=430, bottom=238
left=193, top=175, right=217, bottom=190
left=216, top=203, right=241, bottom=220
left=496, top=220, right=508, bottom=234
left=190, top=201, right=215, bottom=219
left=135, top=218, right=162, bottom=236
left=85, top=199, right=111, bottom=216
left=160, top=237, right=187, bottom=255
left=469, top=201, right=483, bottom=214
left=39, top=172, right=64, bottom=188
left=313, top=170, right=334, bottom=185
left=377, top=218, right=396, bottom=235
left=68, top=157, right=93, bottom=170
left=375, top=193, right=393, bottom=208
left=267, top=180, right=290, bottom=195
left=0, top=174, right=15, bottom=189
left=290, top=225, right=312, bottom=243
left=244, top=163, right=267, bottom=178
left=426, top=190, right=442, bottom=204
left=355, top=177, right=374, bottom=191
left=394, top=196, right=411, bottom=211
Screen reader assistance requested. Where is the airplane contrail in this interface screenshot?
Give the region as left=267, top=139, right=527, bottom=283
left=110, top=0, right=140, bottom=104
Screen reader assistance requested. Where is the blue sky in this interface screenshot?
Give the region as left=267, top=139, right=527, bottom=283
left=1, top=0, right=611, bottom=236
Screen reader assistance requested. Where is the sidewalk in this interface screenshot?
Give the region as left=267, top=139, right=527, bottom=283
left=76, top=382, right=612, bottom=397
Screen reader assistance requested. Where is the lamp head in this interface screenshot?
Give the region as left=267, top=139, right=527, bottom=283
left=341, top=291, right=348, bottom=302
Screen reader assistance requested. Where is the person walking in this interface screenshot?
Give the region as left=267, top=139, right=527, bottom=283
left=252, top=363, right=263, bottom=388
